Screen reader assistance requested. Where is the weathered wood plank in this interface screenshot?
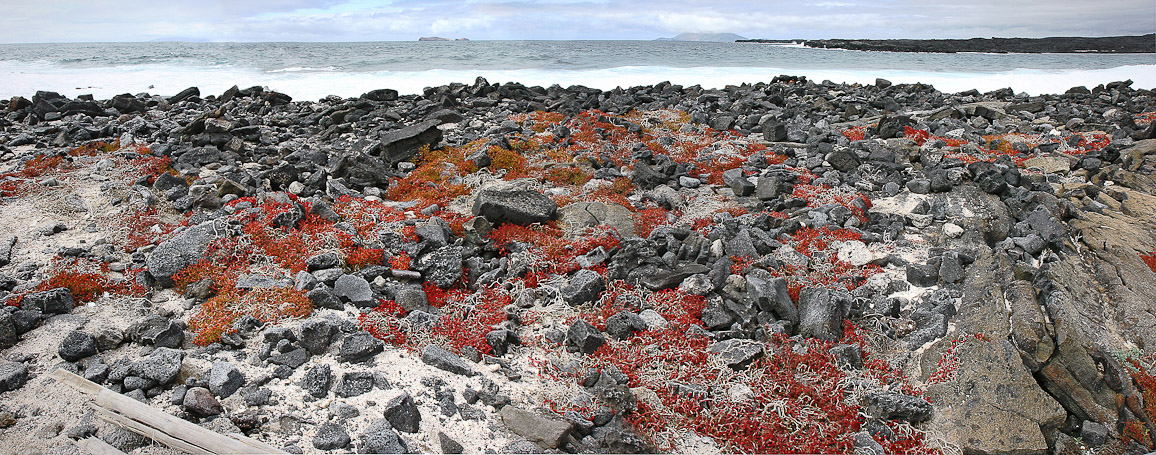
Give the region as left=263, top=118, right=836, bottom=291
left=50, top=369, right=285, bottom=454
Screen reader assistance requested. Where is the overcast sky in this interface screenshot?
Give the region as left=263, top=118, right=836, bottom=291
left=1, top=0, right=1153, bottom=43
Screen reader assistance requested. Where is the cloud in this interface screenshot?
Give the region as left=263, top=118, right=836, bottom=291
left=0, top=0, right=1152, bottom=42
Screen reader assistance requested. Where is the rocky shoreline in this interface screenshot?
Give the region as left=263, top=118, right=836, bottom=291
left=0, top=76, right=1155, bottom=455
left=738, top=34, right=1156, bottom=53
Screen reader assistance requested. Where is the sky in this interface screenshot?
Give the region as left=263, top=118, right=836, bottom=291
left=0, top=0, right=1153, bottom=43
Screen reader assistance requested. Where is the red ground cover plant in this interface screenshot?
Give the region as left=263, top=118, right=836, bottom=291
left=188, top=287, right=313, bottom=345
left=1119, top=355, right=1156, bottom=449
left=488, top=222, right=621, bottom=276
left=536, top=283, right=934, bottom=454
left=5, top=257, right=147, bottom=307
left=358, top=284, right=511, bottom=356
left=1141, top=251, right=1156, bottom=273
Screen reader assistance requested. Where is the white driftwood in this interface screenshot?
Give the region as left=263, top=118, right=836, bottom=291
left=77, top=437, right=127, bottom=455
left=50, top=369, right=284, bottom=455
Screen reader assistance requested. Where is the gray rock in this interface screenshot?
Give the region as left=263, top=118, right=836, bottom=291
left=147, top=220, right=225, bottom=287
left=300, top=364, right=333, bottom=398
left=558, top=202, right=637, bottom=238
left=906, top=179, right=932, bottom=194
left=853, top=431, right=885, bottom=455
left=0, top=362, right=28, bottom=392
left=875, top=115, right=912, bottom=139
left=472, top=188, right=557, bottom=226
left=102, top=426, right=151, bottom=452
left=708, top=338, right=765, bottom=370
left=298, top=319, right=337, bottom=355
left=604, top=311, right=646, bottom=340
left=796, top=287, right=852, bottom=340
left=0, top=236, right=14, bottom=267
left=383, top=392, right=421, bottom=433
left=745, top=270, right=798, bottom=324
left=127, top=315, right=184, bottom=348
left=268, top=348, right=309, bottom=369
left=826, top=149, right=861, bottom=172
left=906, top=263, right=939, bottom=287
left=58, top=330, right=98, bottom=362
left=863, top=390, right=933, bottom=423
left=208, top=361, right=244, bottom=399
left=306, top=251, right=341, bottom=271
left=438, top=431, right=464, bottom=454
left=499, top=405, right=574, bottom=450
left=307, top=287, right=343, bottom=310
left=567, top=320, right=605, bottom=354
left=756, top=176, right=780, bottom=200
left=829, top=344, right=864, bottom=369
left=357, top=419, right=408, bottom=454
left=133, top=347, right=184, bottom=384
left=331, top=152, right=392, bottom=188
left=379, top=119, right=443, bottom=164
left=313, top=423, right=351, bottom=450
left=938, top=252, right=965, bottom=284
left=414, top=246, right=463, bottom=288
left=562, top=269, right=606, bottom=306
left=21, top=287, right=74, bottom=314
left=420, top=345, right=476, bottom=376
left=336, top=371, right=375, bottom=398
left=339, top=332, right=383, bottom=363
left=0, top=312, right=16, bottom=349
left=333, top=274, right=374, bottom=307
left=183, top=387, right=222, bottom=417
left=1080, top=421, right=1110, bottom=447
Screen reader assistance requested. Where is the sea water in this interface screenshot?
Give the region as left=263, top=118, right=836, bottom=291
left=0, top=40, right=1152, bottom=100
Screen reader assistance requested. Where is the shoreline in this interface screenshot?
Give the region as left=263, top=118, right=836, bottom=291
left=739, top=34, right=1156, bottom=54
left=1, top=76, right=1155, bottom=454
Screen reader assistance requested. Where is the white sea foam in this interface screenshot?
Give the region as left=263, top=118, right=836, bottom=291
left=1, top=59, right=1152, bottom=101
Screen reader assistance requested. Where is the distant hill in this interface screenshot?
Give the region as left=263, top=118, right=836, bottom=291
left=656, top=32, right=746, bottom=42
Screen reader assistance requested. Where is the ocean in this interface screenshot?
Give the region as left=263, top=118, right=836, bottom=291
left=0, top=40, right=1153, bottom=101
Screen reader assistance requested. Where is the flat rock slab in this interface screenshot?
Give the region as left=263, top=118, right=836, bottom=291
left=499, top=405, right=574, bottom=450
left=708, top=338, right=766, bottom=370
left=420, top=345, right=476, bottom=376
left=925, top=339, right=1065, bottom=455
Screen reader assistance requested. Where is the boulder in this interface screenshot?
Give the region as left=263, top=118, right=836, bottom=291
left=147, top=220, right=225, bottom=287
left=339, top=332, right=383, bottom=363
left=472, top=188, right=557, bottom=226
left=336, top=371, right=375, bottom=398
left=299, top=363, right=332, bottom=398
left=333, top=274, right=374, bottom=307
left=132, top=347, right=184, bottom=384
left=183, top=387, right=222, bottom=417
left=379, top=120, right=443, bottom=164
left=796, top=287, right=852, bottom=340
left=420, top=345, right=476, bottom=376
left=499, top=405, right=574, bottom=450
left=567, top=320, right=605, bottom=354
left=708, top=339, right=766, bottom=370
left=383, top=392, right=421, bottom=433
left=561, top=269, right=606, bottom=306
left=558, top=202, right=637, bottom=238
left=58, top=330, right=98, bottom=362
left=0, top=362, right=28, bottom=392
left=20, top=288, right=74, bottom=315
left=358, top=419, right=408, bottom=454
left=313, top=423, right=351, bottom=450
left=208, top=361, right=244, bottom=399
left=330, top=152, right=392, bottom=188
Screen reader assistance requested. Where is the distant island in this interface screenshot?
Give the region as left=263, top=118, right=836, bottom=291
left=656, top=32, right=746, bottom=42
left=418, top=37, right=469, bottom=41
left=738, top=34, right=1155, bottom=53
